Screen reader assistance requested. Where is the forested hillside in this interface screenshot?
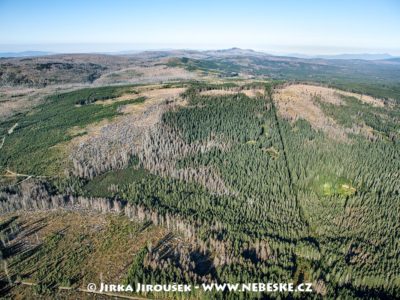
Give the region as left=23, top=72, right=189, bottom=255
left=1, top=58, right=400, bottom=299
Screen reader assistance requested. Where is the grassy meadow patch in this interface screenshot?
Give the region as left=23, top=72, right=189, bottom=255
left=313, top=174, right=357, bottom=197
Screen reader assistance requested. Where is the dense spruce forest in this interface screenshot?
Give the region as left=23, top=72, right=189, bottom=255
left=120, top=83, right=399, bottom=299
left=1, top=57, right=400, bottom=298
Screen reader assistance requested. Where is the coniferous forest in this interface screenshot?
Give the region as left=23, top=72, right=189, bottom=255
left=1, top=51, right=400, bottom=299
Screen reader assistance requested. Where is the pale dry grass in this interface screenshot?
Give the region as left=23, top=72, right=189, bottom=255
left=274, top=85, right=346, bottom=140
left=339, top=90, right=385, bottom=107
left=96, top=65, right=199, bottom=84
left=67, top=118, right=111, bottom=139
left=280, top=84, right=346, bottom=106
left=120, top=87, right=185, bottom=114
left=282, top=84, right=384, bottom=107
left=199, top=88, right=264, bottom=98
left=140, top=87, right=186, bottom=98
left=0, top=87, right=43, bottom=119
left=94, top=93, right=137, bottom=105
left=243, top=89, right=265, bottom=98
left=199, top=90, right=238, bottom=96
left=273, top=84, right=383, bottom=141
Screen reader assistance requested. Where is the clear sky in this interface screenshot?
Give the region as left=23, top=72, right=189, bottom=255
left=0, top=0, right=399, bottom=55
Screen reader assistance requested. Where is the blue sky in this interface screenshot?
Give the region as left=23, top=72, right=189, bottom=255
left=0, top=0, right=399, bottom=54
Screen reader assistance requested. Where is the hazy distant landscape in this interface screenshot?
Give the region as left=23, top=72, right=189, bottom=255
left=1, top=0, right=400, bottom=299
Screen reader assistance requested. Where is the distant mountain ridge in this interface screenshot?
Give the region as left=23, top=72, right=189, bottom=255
left=0, top=51, right=55, bottom=58
left=285, top=52, right=395, bottom=60
left=1, top=48, right=398, bottom=61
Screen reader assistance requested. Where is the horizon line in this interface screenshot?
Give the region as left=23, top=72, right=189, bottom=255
left=0, top=49, right=399, bottom=60
left=1, top=43, right=400, bottom=56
